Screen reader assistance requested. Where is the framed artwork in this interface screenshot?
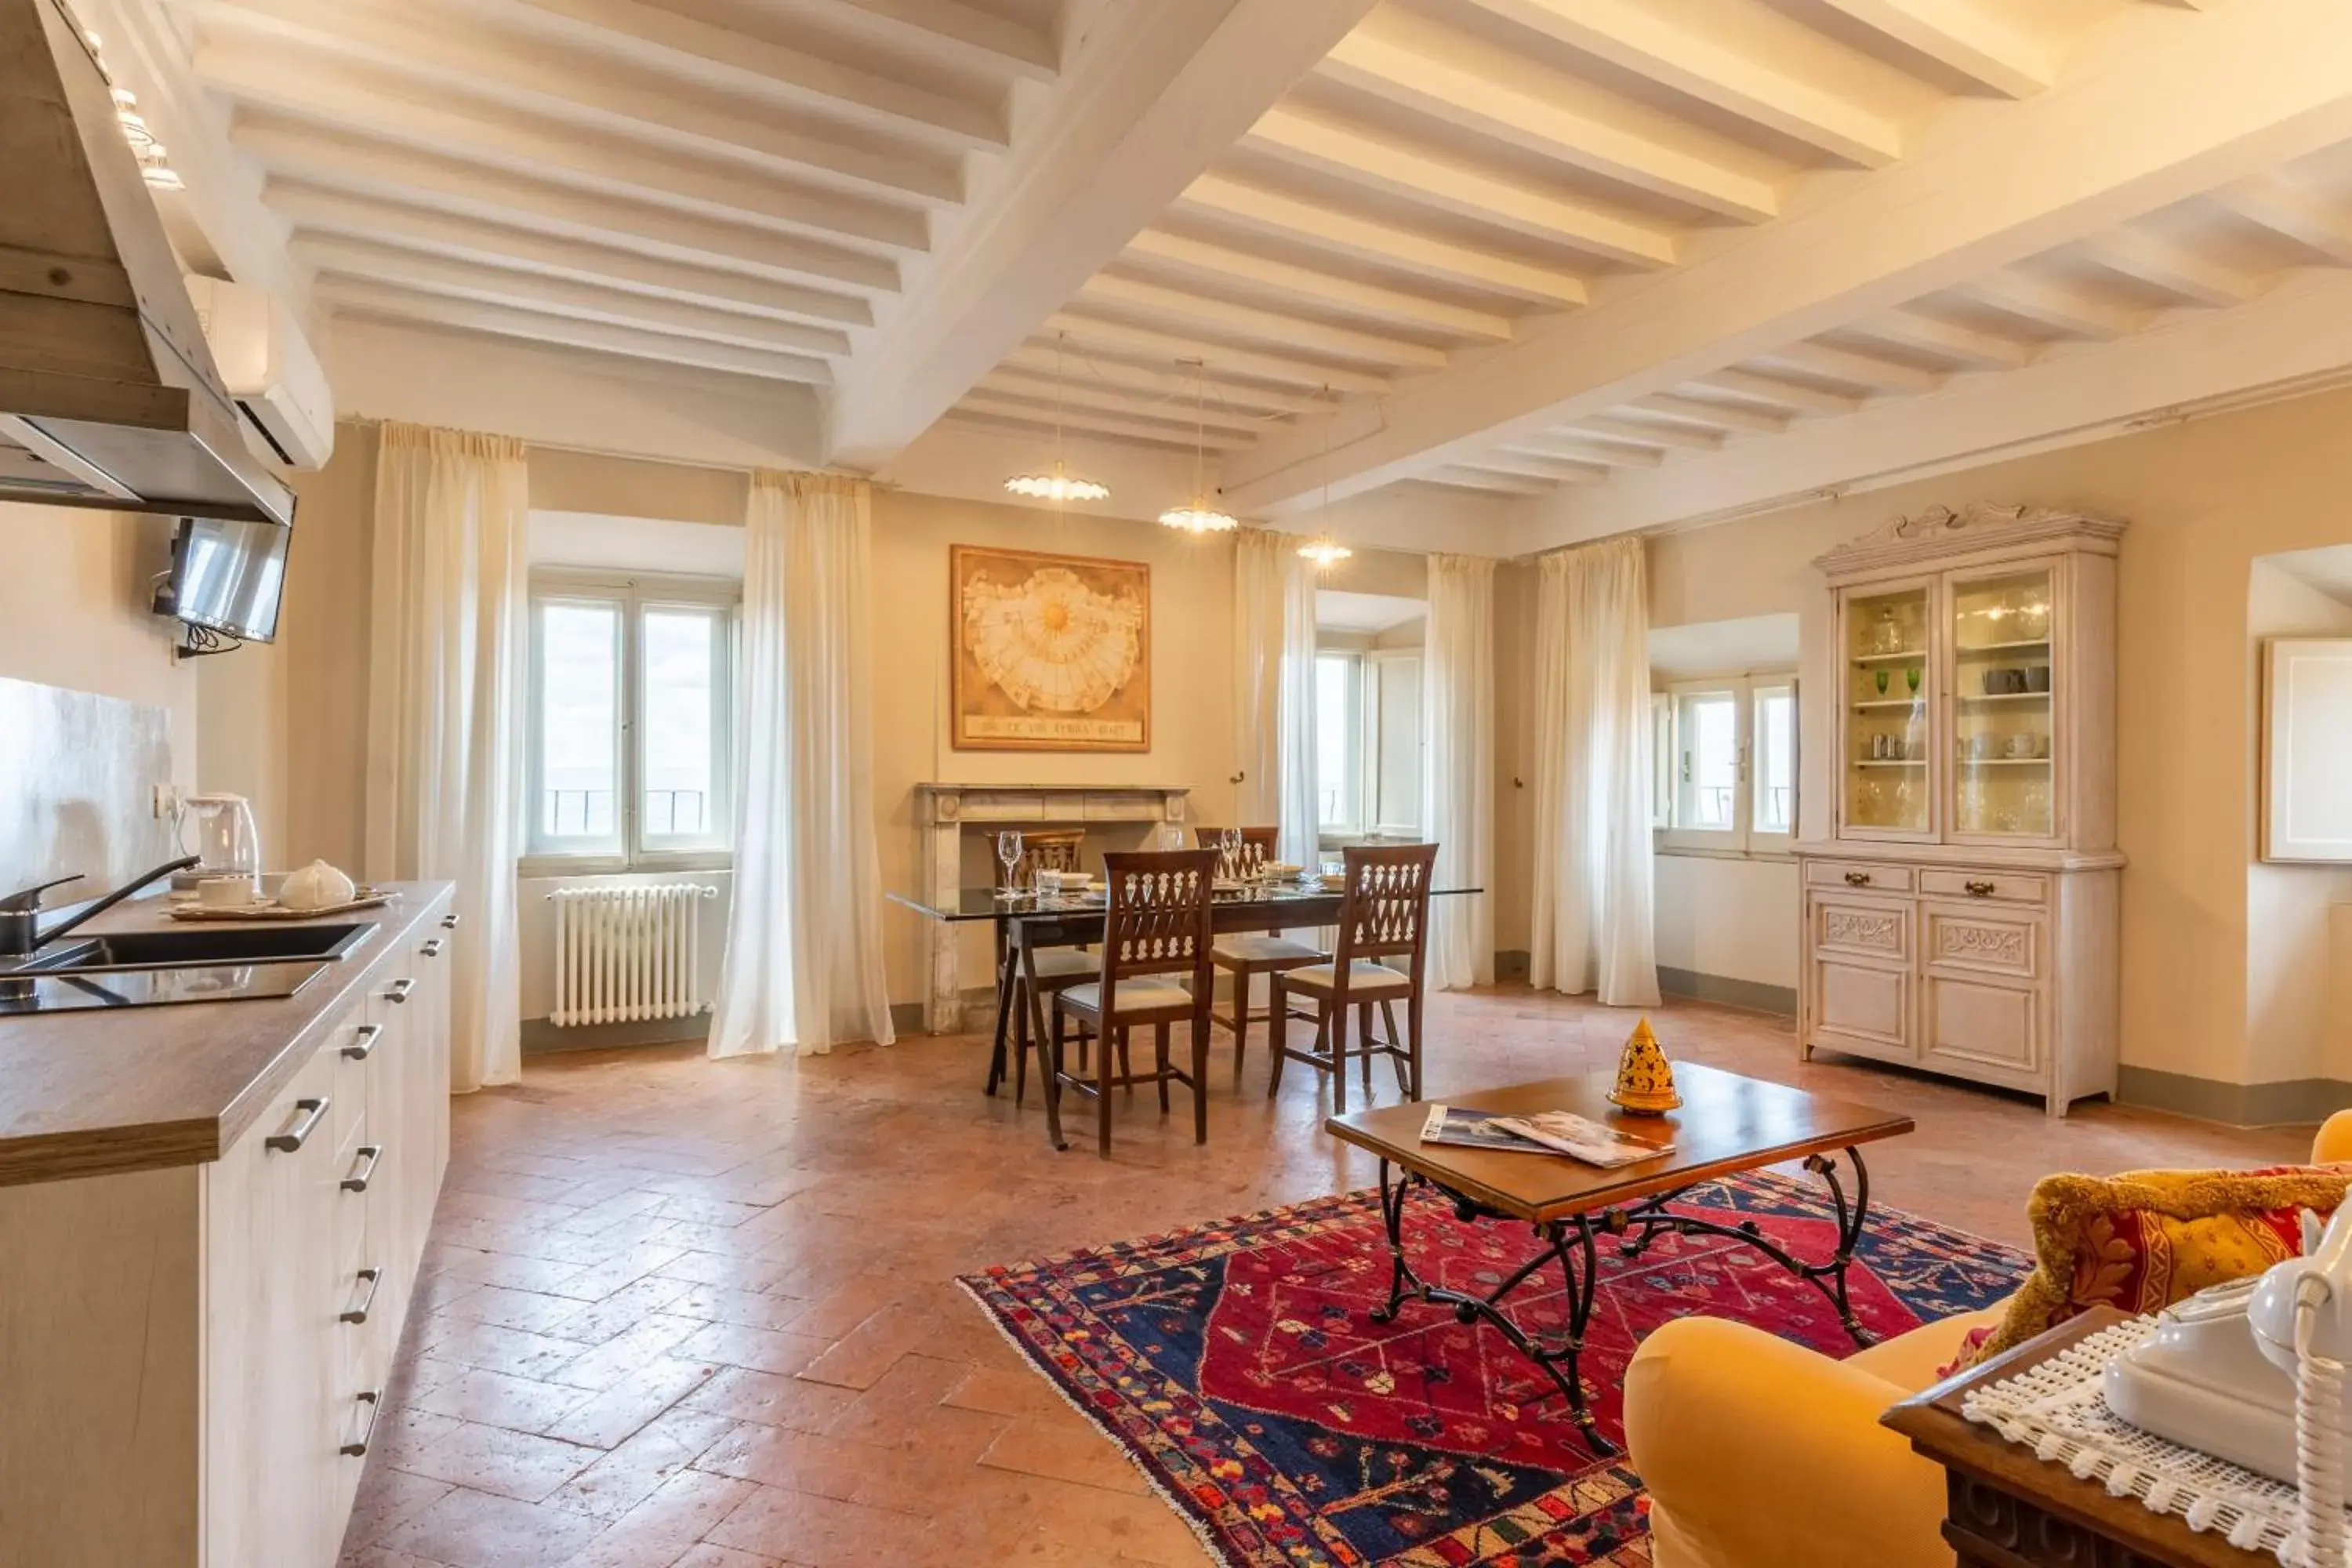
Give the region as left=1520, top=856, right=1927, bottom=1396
left=950, top=544, right=1150, bottom=752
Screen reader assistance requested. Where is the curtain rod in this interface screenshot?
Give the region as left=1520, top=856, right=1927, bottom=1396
left=339, top=416, right=898, bottom=488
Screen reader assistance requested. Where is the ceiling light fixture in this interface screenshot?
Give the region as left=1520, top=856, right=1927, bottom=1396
left=1298, top=386, right=1349, bottom=569
left=1159, top=359, right=1237, bottom=534
left=1003, top=332, right=1107, bottom=505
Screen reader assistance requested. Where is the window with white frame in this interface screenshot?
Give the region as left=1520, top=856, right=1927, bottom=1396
left=1315, top=647, right=1425, bottom=838
left=527, top=572, right=737, bottom=868
left=1657, top=674, right=1797, bottom=855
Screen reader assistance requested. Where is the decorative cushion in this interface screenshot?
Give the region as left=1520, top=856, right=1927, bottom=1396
left=1287, top=960, right=1414, bottom=998
left=1057, top=980, right=1195, bottom=1018
left=1211, top=935, right=1324, bottom=966
left=1955, top=1163, right=2352, bottom=1371
left=1028, top=947, right=1100, bottom=981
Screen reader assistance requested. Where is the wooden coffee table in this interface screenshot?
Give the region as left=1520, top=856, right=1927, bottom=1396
left=1326, top=1062, right=1915, bottom=1455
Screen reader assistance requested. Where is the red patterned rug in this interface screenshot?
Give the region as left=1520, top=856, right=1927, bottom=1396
left=961, top=1171, right=2026, bottom=1566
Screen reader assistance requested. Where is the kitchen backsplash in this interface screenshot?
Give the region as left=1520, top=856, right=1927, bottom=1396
left=0, top=677, right=176, bottom=898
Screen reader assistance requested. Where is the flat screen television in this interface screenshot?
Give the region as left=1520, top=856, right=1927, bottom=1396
left=161, top=516, right=290, bottom=644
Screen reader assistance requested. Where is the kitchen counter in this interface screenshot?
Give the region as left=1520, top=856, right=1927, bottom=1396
left=0, top=880, right=455, bottom=1187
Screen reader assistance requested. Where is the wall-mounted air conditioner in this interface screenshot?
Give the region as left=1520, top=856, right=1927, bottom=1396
left=182, top=274, right=336, bottom=472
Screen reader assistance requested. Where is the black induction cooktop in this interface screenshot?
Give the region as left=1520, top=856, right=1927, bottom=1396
left=0, top=961, right=328, bottom=1016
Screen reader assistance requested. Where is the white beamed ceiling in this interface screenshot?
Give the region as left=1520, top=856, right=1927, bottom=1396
left=172, top=0, right=1079, bottom=390
left=939, top=0, right=2352, bottom=536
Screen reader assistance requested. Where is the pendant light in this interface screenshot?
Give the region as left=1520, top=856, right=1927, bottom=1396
left=1004, top=334, right=1107, bottom=503
left=1298, top=385, right=1351, bottom=568
left=1159, top=360, right=1238, bottom=534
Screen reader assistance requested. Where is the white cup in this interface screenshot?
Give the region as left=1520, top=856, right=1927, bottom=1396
left=198, top=877, right=258, bottom=909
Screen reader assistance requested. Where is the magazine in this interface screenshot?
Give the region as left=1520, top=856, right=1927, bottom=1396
left=1418, top=1105, right=1671, bottom=1169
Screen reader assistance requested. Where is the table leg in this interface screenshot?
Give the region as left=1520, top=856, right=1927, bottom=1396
left=984, top=930, right=1016, bottom=1098
left=1607, top=1145, right=1878, bottom=1346
left=1363, top=1161, right=1616, bottom=1457
left=1023, top=937, right=1069, bottom=1153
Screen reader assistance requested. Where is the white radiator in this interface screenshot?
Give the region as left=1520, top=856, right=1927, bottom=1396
left=548, top=883, right=712, bottom=1027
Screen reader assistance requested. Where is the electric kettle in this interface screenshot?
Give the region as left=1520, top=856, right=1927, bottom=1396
left=177, top=793, right=262, bottom=896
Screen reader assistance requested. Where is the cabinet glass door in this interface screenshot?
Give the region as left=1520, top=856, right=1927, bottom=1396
left=1844, top=583, right=1931, bottom=833
left=1950, top=564, right=2056, bottom=837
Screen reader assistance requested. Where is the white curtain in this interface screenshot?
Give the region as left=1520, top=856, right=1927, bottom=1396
left=1530, top=535, right=1661, bottom=1007
left=1423, top=552, right=1495, bottom=989
left=364, top=423, right=528, bottom=1092
left=1234, top=528, right=1321, bottom=865
left=707, top=470, right=895, bottom=1059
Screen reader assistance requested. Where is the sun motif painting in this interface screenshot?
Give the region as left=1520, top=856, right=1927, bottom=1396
left=951, top=545, right=1150, bottom=751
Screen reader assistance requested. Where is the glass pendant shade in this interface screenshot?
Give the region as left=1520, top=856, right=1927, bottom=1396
left=1004, top=459, right=1107, bottom=503
left=1298, top=533, right=1352, bottom=568
left=1158, top=498, right=1238, bottom=534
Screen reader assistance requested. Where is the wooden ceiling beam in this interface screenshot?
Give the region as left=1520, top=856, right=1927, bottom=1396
left=1458, top=451, right=1609, bottom=484
left=1814, top=0, right=2049, bottom=98
left=1044, top=310, right=1393, bottom=395
left=1751, top=340, right=1946, bottom=392
left=779, top=0, right=1058, bottom=84
left=1846, top=308, right=2038, bottom=367
left=1966, top=271, right=2148, bottom=338
left=470, top=0, right=1007, bottom=151
left=1243, top=105, right=1678, bottom=267
left=1316, top=25, right=1777, bottom=223
left=975, top=370, right=1267, bottom=434
left=1425, top=465, right=1559, bottom=494
left=198, top=44, right=930, bottom=252
left=188, top=0, right=962, bottom=205
left=1504, top=435, right=1661, bottom=467
left=2216, top=176, right=2352, bottom=263
left=1628, top=392, right=1792, bottom=434
left=1178, top=173, right=1588, bottom=307
left=2087, top=230, right=2263, bottom=306
left=297, top=234, right=854, bottom=358
left=1690, top=368, right=1867, bottom=416
left=1079, top=274, right=1449, bottom=369
left=317, top=276, right=837, bottom=383
left=1460, top=0, right=1901, bottom=168
left=1123, top=230, right=1512, bottom=342
left=1574, top=415, right=1726, bottom=450
left=1001, top=343, right=1326, bottom=416
left=269, top=180, right=874, bottom=327
left=234, top=117, right=902, bottom=295
left=954, top=394, right=1258, bottom=449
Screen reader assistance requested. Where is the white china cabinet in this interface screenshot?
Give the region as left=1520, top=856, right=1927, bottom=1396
left=1796, top=503, right=2125, bottom=1115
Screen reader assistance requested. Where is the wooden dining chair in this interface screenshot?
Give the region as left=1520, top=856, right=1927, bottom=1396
left=1268, top=842, right=1439, bottom=1112
left=1049, top=848, right=1217, bottom=1157
left=1205, top=825, right=1321, bottom=1083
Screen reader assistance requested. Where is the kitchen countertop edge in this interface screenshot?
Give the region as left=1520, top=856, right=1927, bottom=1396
left=0, top=881, right=456, bottom=1189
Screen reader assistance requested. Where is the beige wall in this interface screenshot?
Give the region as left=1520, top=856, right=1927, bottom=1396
left=1494, top=385, right=2352, bottom=1091
left=1, top=502, right=196, bottom=789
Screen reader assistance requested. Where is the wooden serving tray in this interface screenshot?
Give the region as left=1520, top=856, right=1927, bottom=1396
left=165, top=891, right=396, bottom=921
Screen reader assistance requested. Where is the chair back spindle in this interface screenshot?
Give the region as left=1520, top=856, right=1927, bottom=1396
left=1013, top=829, right=1086, bottom=890
left=1099, top=848, right=1218, bottom=1006
left=1334, top=843, right=1439, bottom=978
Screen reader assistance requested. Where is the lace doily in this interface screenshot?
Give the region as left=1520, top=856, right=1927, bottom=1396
left=1962, top=1315, right=2347, bottom=1563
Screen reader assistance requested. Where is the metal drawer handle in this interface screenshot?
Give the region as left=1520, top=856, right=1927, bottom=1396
left=1842, top=870, right=1871, bottom=887
left=340, top=1390, right=383, bottom=1457
left=342, top=1145, right=384, bottom=1193
left=1964, top=880, right=1996, bottom=898
left=421, top=938, right=445, bottom=959
left=385, top=978, right=416, bottom=1005
left=441, top=911, right=461, bottom=930
left=339, top=1267, right=383, bottom=1324
left=264, top=1098, right=329, bottom=1154
left=341, top=1023, right=383, bottom=1061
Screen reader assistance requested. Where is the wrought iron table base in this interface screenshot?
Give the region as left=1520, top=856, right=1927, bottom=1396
left=1366, top=1145, right=1878, bottom=1457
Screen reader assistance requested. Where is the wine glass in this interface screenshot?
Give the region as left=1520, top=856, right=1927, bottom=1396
left=996, top=830, right=1024, bottom=896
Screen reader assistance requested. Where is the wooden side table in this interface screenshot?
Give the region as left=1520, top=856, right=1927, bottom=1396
left=1881, top=1306, right=2269, bottom=1568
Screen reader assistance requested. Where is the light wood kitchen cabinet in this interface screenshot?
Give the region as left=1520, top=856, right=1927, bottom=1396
left=1798, top=504, right=2123, bottom=1115
left=0, top=887, right=454, bottom=1568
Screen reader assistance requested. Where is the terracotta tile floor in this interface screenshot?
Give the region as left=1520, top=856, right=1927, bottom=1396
left=342, top=987, right=2314, bottom=1567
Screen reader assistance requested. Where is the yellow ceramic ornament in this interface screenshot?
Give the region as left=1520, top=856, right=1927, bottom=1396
left=1608, top=1016, right=1682, bottom=1115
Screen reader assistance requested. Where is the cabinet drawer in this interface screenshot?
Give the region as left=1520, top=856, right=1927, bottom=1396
left=1807, top=861, right=1912, bottom=895
left=1923, top=903, right=2042, bottom=982
left=1919, top=869, right=2048, bottom=906
left=1922, top=973, right=2042, bottom=1080
left=1810, top=895, right=1911, bottom=964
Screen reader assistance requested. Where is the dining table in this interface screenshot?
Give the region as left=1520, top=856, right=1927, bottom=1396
left=887, top=879, right=1482, bottom=1150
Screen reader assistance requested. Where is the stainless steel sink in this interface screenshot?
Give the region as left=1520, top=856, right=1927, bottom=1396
left=9, top=921, right=375, bottom=975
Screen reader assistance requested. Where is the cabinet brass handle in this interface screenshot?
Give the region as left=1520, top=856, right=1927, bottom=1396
left=1964, top=879, right=1996, bottom=898
left=341, top=1023, right=383, bottom=1062
left=340, top=1390, right=383, bottom=1457
left=339, top=1267, right=383, bottom=1325
left=342, top=1144, right=383, bottom=1193
left=385, top=978, right=416, bottom=1005
left=421, top=938, right=445, bottom=959
left=1842, top=870, right=1871, bottom=887
left=264, top=1097, right=329, bottom=1153
left=440, top=911, right=461, bottom=930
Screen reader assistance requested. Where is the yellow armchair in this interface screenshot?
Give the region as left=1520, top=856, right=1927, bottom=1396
left=1624, top=1113, right=2352, bottom=1568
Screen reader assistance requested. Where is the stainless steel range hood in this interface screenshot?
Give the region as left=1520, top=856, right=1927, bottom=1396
left=0, top=0, right=293, bottom=526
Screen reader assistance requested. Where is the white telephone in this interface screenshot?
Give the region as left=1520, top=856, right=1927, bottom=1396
left=2105, top=1204, right=2352, bottom=1566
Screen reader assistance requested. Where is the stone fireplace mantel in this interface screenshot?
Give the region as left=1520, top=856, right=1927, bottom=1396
left=913, top=782, right=1191, bottom=1031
